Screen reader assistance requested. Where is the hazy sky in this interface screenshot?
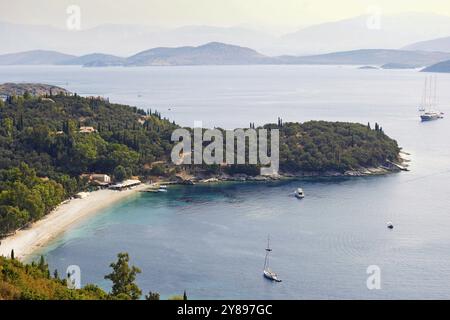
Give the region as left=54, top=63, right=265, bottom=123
left=1, top=0, right=450, bottom=31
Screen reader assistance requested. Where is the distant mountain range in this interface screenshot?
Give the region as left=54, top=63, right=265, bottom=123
left=3, top=13, right=450, bottom=56
left=277, top=13, right=450, bottom=55
left=125, top=42, right=273, bottom=66
left=2, top=43, right=450, bottom=68
left=0, top=50, right=76, bottom=65
left=403, top=36, right=450, bottom=53
left=278, top=49, right=450, bottom=67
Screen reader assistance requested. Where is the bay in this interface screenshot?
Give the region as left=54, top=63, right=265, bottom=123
left=2, top=65, right=450, bottom=299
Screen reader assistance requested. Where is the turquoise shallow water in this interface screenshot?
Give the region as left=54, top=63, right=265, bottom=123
left=2, top=65, right=450, bottom=299
left=31, top=175, right=450, bottom=299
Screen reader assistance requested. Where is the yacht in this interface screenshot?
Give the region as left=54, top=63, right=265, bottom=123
left=295, top=188, right=305, bottom=199
left=420, top=111, right=444, bottom=121
left=263, top=236, right=282, bottom=282
left=419, top=76, right=444, bottom=122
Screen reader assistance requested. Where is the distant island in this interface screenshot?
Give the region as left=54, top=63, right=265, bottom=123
left=380, top=63, right=418, bottom=69
left=1, top=43, right=450, bottom=68
left=279, top=49, right=450, bottom=67
left=0, top=83, right=403, bottom=239
left=402, top=35, right=450, bottom=53
left=0, top=83, right=70, bottom=97
left=421, top=59, right=450, bottom=73
left=359, top=66, right=379, bottom=70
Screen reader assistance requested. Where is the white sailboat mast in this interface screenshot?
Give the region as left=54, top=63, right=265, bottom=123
left=429, top=75, right=433, bottom=108
left=264, top=235, right=271, bottom=270
left=434, top=75, right=438, bottom=108
left=422, top=77, right=427, bottom=108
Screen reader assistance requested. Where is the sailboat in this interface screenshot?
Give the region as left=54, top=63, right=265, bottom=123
left=419, top=76, right=444, bottom=121
left=263, top=236, right=282, bottom=282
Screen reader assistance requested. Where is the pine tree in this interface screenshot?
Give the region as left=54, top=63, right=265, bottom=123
left=104, top=252, right=142, bottom=300
left=38, top=255, right=48, bottom=274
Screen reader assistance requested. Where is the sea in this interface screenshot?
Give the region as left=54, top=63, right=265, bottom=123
left=1, top=64, right=450, bottom=299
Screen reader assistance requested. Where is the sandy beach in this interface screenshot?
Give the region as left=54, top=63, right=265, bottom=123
left=0, top=184, right=147, bottom=260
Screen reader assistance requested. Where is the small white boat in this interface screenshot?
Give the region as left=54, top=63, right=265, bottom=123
left=158, top=185, right=168, bottom=192
left=263, top=236, right=282, bottom=282
left=387, top=221, right=394, bottom=229
left=294, top=188, right=305, bottom=199
left=263, top=269, right=281, bottom=282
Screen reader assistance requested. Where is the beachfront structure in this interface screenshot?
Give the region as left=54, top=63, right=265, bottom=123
left=80, top=173, right=112, bottom=187
left=79, top=126, right=97, bottom=133
left=109, top=179, right=141, bottom=190
left=74, top=192, right=90, bottom=199
left=91, top=174, right=112, bottom=185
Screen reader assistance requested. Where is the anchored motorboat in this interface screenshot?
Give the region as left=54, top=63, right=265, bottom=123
left=294, top=188, right=305, bottom=199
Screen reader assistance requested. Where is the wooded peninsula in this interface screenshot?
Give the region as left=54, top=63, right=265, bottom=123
left=0, top=87, right=401, bottom=238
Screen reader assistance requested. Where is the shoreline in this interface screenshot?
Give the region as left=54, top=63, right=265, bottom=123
left=0, top=184, right=147, bottom=261
left=176, top=164, right=407, bottom=184
left=0, top=158, right=409, bottom=261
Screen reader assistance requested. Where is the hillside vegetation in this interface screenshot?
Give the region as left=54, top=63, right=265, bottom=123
left=277, top=121, right=399, bottom=173
left=0, top=92, right=176, bottom=236
left=0, top=252, right=165, bottom=300
left=0, top=256, right=107, bottom=300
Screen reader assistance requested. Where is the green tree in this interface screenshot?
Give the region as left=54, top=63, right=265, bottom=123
left=38, top=255, right=49, bottom=275
left=113, top=165, right=128, bottom=182
left=23, top=91, right=32, bottom=100
left=0, top=118, right=13, bottom=138
left=145, top=291, right=160, bottom=300
left=104, top=252, right=142, bottom=300
left=150, top=164, right=165, bottom=176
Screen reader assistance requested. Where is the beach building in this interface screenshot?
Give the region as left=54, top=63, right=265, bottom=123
left=80, top=173, right=112, bottom=187
left=91, top=174, right=112, bottom=185
left=79, top=126, right=97, bottom=134
left=109, top=179, right=142, bottom=190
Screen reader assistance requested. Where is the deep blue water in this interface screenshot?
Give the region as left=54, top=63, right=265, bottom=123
left=2, top=65, right=450, bottom=299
